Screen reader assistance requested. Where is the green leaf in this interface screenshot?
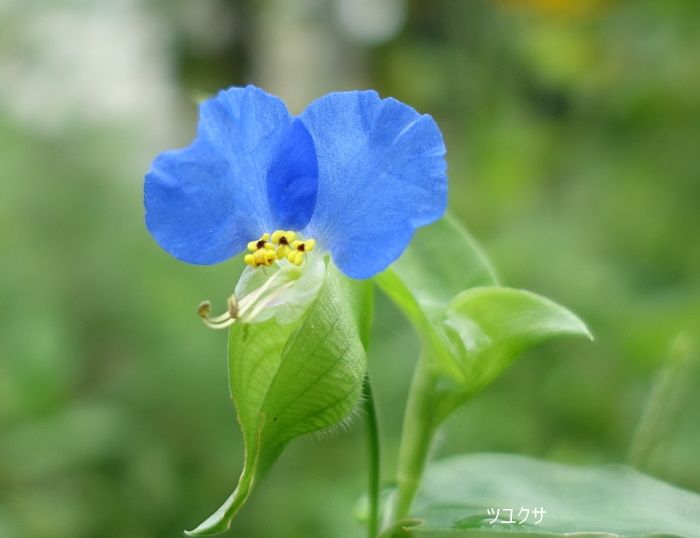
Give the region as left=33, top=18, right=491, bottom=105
left=387, top=453, right=700, bottom=537
left=376, top=216, right=591, bottom=412
left=439, top=287, right=592, bottom=413
left=375, top=215, right=498, bottom=382
left=187, top=264, right=367, bottom=535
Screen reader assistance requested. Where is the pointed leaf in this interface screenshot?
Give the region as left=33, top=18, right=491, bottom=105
left=375, top=215, right=498, bottom=381
left=375, top=216, right=592, bottom=424
left=443, top=287, right=592, bottom=397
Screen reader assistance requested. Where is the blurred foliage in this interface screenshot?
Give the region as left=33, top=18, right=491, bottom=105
left=0, top=0, right=698, bottom=537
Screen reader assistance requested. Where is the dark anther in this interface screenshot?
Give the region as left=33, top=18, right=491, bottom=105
left=197, top=301, right=212, bottom=318
left=279, top=236, right=288, bottom=245
left=256, top=240, right=266, bottom=249
left=298, top=243, right=305, bottom=252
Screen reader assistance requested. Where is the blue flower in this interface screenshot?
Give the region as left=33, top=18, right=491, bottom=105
left=144, top=85, right=447, bottom=279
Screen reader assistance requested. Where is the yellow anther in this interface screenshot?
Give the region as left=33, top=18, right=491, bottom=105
left=247, top=232, right=273, bottom=252
left=245, top=232, right=315, bottom=268
left=271, top=230, right=296, bottom=244
left=276, top=245, right=290, bottom=260
left=291, top=239, right=315, bottom=252
left=287, top=238, right=315, bottom=266
left=287, top=250, right=303, bottom=266
left=245, top=248, right=277, bottom=268
left=245, top=233, right=277, bottom=267
left=270, top=230, right=297, bottom=259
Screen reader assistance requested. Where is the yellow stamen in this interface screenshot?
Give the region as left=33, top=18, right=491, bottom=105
left=271, top=230, right=296, bottom=244
left=296, top=239, right=316, bottom=251
left=287, top=250, right=302, bottom=266
left=244, top=231, right=316, bottom=268
left=271, top=229, right=297, bottom=260
left=245, top=233, right=276, bottom=267
left=287, top=238, right=315, bottom=266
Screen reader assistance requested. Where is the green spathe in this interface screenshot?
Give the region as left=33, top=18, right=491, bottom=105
left=187, top=264, right=367, bottom=535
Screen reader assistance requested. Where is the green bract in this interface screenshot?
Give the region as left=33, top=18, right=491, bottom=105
left=188, top=264, right=368, bottom=535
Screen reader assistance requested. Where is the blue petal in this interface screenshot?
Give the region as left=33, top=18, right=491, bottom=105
left=144, top=86, right=293, bottom=265
left=266, top=119, right=318, bottom=231
left=300, top=91, right=447, bottom=279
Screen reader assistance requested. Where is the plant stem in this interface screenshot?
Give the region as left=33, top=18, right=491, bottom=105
left=393, top=355, right=439, bottom=522
left=628, top=333, right=695, bottom=469
left=362, top=374, right=380, bottom=538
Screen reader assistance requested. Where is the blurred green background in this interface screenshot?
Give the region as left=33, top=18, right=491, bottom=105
left=1, top=0, right=698, bottom=536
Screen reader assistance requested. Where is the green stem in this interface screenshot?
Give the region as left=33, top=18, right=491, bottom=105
left=393, top=356, right=439, bottom=522
left=362, top=374, right=380, bottom=538
left=627, top=333, right=695, bottom=469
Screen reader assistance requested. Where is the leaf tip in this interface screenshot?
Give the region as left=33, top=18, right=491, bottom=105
left=571, top=315, right=594, bottom=343
left=183, top=481, right=250, bottom=537
left=184, top=518, right=229, bottom=536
